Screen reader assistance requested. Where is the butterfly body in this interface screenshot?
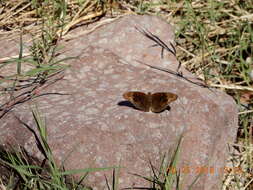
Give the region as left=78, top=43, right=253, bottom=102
left=123, top=91, right=178, bottom=113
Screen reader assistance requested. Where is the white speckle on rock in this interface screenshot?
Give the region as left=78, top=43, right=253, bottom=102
left=111, top=74, right=120, bottom=79
left=89, top=76, right=98, bottom=81
left=150, top=78, right=166, bottom=84
left=85, top=107, right=99, bottom=115
left=180, top=96, right=188, bottom=105
left=95, top=156, right=106, bottom=166
left=114, top=124, right=125, bottom=131
left=148, top=122, right=162, bottom=129
left=126, top=133, right=135, bottom=143
left=79, top=147, right=85, bottom=154
left=151, top=130, right=162, bottom=138
left=115, top=151, right=123, bottom=162
left=98, top=82, right=110, bottom=89
left=104, top=68, right=114, bottom=74
left=84, top=90, right=96, bottom=96
left=162, top=60, right=173, bottom=66
left=96, top=103, right=104, bottom=109
left=100, top=122, right=109, bottom=131
left=125, top=55, right=132, bottom=62
left=115, top=83, right=129, bottom=89
left=98, top=38, right=108, bottom=44
left=81, top=66, right=91, bottom=72
left=118, top=178, right=124, bottom=185
left=203, top=104, right=209, bottom=112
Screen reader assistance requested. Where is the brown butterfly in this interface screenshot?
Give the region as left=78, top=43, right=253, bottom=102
left=123, top=91, right=178, bottom=113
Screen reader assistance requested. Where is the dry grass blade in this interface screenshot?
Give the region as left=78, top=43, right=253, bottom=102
left=0, top=53, right=30, bottom=62
left=209, top=84, right=253, bottom=92
left=57, top=0, right=105, bottom=36
left=62, top=16, right=121, bottom=40
left=238, top=110, right=253, bottom=115
left=59, top=10, right=104, bottom=36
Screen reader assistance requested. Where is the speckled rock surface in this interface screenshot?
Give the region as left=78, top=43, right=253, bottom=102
left=0, top=15, right=238, bottom=190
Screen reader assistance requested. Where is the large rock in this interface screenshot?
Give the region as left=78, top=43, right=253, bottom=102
left=0, top=15, right=238, bottom=189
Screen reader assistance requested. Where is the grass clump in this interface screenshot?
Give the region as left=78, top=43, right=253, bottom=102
left=0, top=106, right=117, bottom=190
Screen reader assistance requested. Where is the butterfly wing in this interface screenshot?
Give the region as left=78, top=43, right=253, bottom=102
left=151, top=92, right=178, bottom=113
left=123, top=91, right=151, bottom=112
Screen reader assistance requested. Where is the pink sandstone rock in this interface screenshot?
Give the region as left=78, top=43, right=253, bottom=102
left=0, top=15, right=238, bottom=189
